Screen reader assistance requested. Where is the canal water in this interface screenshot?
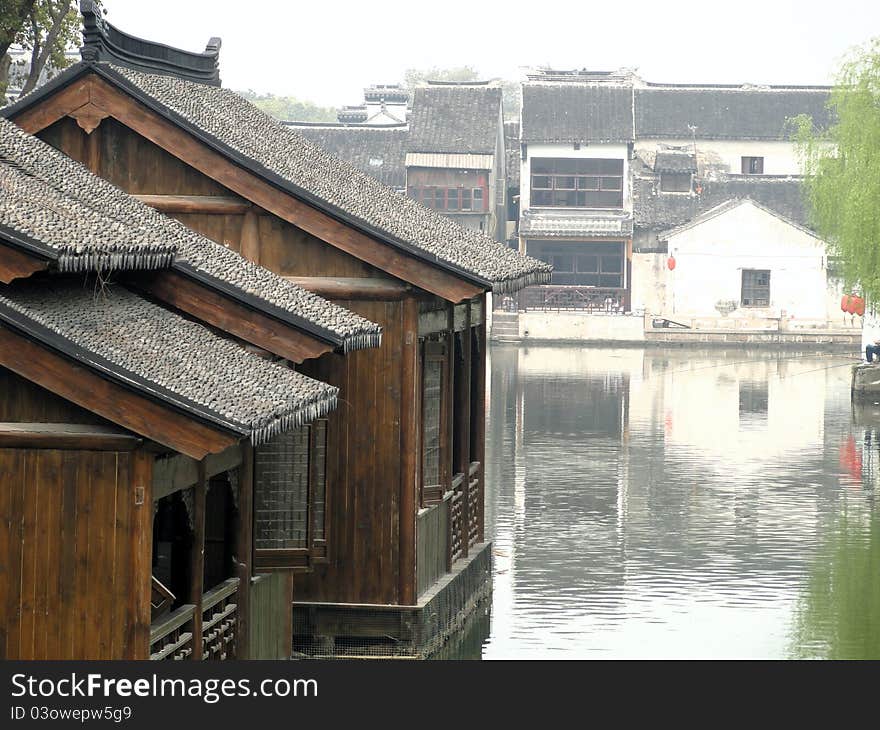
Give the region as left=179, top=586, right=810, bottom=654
left=472, top=344, right=880, bottom=659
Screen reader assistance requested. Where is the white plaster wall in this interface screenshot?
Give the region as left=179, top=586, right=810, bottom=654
left=635, top=139, right=802, bottom=176
left=518, top=312, right=644, bottom=342
left=520, top=142, right=631, bottom=212
left=632, top=252, right=667, bottom=314
left=665, top=201, right=827, bottom=322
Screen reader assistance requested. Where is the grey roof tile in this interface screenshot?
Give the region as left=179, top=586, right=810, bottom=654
left=284, top=123, right=407, bottom=189
left=654, top=151, right=697, bottom=173
left=633, top=174, right=810, bottom=230
left=407, top=84, right=501, bottom=154
left=0, top=279, right=338, bottom=444
left=521, top=83, right=634, bottom=143
left=0, top=117, right=382, bottom=352
left=635, top=86, right=832, bottom=140
left=99, top=64, right=550, bottom=293
left=0, top=118, right=175, bottom=271
left=520, top=210, right=633, bottom=238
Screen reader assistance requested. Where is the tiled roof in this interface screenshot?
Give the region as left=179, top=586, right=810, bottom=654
left=407, top=84, right=502, bottom=154
left=657, top=197, right=822, bottom=241
left=7, top=62, right=549, bottom=293
left=521, top=83, right=634, bottom=143
left=635, top=86, right=832, bottom=140
left=654, top=151, right=697, bottom=173
left=286, top=123, right=407, bottom=189
left=0, top=117, right=382, bottom=352
left=0, top=118, right=175, bottom=272
left=633, top=174, right=810, bottom=231
left=0, top=280, right=338, bottom=444
left=520, top=210, right=633, bottom=238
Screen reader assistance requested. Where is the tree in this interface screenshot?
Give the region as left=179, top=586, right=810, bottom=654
left=1, top=0, right=82, bottom=99
left=792, top=38, right=880, bottom=303
left=236, top=90, right=337, bottom=123
left=403, top=65, right=480, bottom=89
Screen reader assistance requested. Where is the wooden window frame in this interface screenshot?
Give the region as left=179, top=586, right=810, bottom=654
left=741, top=156, right=764, bottom=175
left=530, top=158, right=624, bottom=209
left=741, top=269, right=771, bottom=307
left=253, top=418, right=330, bottom=570
left=420, top=338, right=449, bottom=507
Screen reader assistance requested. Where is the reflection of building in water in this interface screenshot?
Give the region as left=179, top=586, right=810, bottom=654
left=485, top=345, right=855, bottom=655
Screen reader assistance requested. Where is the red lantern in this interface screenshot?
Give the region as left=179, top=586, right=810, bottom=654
left=853, top=296, right=866, bottom=316
left=841, top=294, right=852, bottom=312
left=667, top=256, right=676, bottom=271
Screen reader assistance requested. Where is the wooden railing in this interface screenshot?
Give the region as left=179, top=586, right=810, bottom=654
left=415, top=462, right=483, bottom=594
left=522, top=285, right=628, bottom=312
left=201, top=578, right=239, bottom=660
left=149, top=604, right=195, bottom=660
left=468, top=462, right=481, bottom=547
left=149, top=577, right=239, bottom=660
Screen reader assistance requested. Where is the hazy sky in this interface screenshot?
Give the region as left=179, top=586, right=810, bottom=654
left=106, top=0, right=879, bottom=106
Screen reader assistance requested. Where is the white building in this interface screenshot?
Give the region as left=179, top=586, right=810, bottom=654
left=659, top=199, right=830, bottom=326
left=511, top=69, right=843, bottom=334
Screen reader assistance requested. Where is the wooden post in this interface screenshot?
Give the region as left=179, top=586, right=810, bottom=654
left=399, top=296, right=419, bottom=605
left=85, top=127, right=101, bottom=176
left=235, top=441, right=254, bottom=659
left=459, top=303, right=472, bottom=560
left=127, top=449, right=153, bottom=658
left=189, top=462, right=207, bottom=660
left=240, top=209, right=260, bottom=264
left=473, top=298, right=487, bottom=543
left=444, top=305, right=455, bottom=497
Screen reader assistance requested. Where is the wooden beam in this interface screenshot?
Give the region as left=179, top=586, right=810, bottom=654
left=133, top=194, right=251, bottom=215
left=131, top=269, right=335, bottom=364
left=284, top=276, right=411, bottom=301
left=472, top=298, right=487, bottom=543
left=0, top=422, right=142, bottom=451
left=47, top=75, right=485, bottom=303
left=398, top=296, right=419, bottom=606
left=0, top=324, right=238, bottom=460
left=152, top=443, right=243, bottom=501
left=127, top=450, right=153, bottom=659
left=240, top=209, right=260, bottom=264
left=11, top=76, right=92, bottom=134
left=235, top=441, right=254, bottom=659
left=0, top=243, right=49, bottom=284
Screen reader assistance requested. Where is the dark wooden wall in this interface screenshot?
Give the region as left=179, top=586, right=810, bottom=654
left=0, top=366, right=109, bottom=425
left=296, top=299, right=404, bottom=604
left=37, top=117, right=390, bottom=279
left=0, top=447, right=152, bottom=659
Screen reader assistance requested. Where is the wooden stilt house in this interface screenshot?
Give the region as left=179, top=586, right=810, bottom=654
left=3, top=2, right=551, bottom=656
left=0, top=117, right=382, bottom=659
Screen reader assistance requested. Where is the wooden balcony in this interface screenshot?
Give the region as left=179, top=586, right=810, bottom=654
left=149, top=577, right=239, bottom=660
left=416, top=462, right=483, bottom=597
left=520, top=285, right=629, bottom=313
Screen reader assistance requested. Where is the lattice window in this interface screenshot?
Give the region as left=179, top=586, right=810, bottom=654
left=530, top=158, right=624, bottom=208
left=254, top=419, right=330, bottom=567
left=741, top=269, right=771, bottom=307
left=422, top=339, right=448, bottom=505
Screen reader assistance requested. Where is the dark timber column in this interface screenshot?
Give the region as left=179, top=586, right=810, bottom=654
left=458, top=302, right=472, bottom=559
left=127, top=449, right=153, bottom=658
left=235, top=441, right=254, bottom=659
left=473, top=296, right=487, bottom=543
left=240, top=209, right=260, bottom=264
left=189, top=462, right=207, bottom=660
left=399, top=296, right=419, bottom=605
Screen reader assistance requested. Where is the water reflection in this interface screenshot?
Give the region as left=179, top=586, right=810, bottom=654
left=482, top=345, right=873, bottom=658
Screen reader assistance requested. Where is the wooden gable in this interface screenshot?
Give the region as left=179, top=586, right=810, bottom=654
left=8, top=71, right=484, bottom=303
